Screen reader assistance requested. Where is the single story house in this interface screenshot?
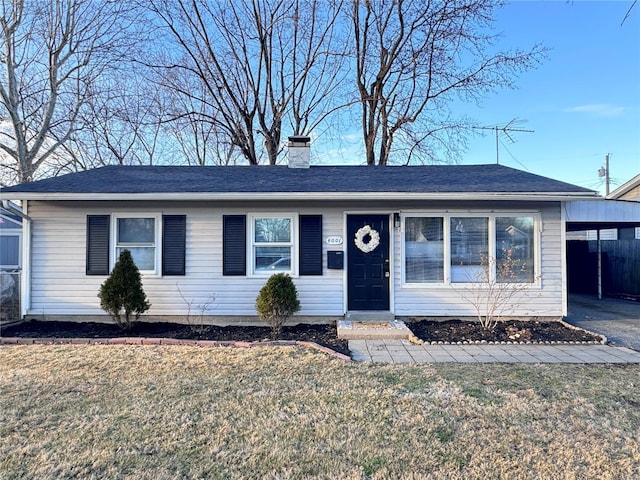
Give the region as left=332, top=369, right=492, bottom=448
left=0, top=152, right=600, bottom=325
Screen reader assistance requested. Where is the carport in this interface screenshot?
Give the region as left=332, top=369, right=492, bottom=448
left=565, top=200, right=640, bottom=300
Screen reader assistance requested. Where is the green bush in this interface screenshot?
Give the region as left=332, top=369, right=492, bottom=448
left=98, top=249, right=151, bottom=330
left=255, top=273, right=301, bottom=339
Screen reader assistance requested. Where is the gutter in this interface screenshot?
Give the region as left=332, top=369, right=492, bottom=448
left=1, top=200, right=31, bottom=221
left=0, top=191, right=602, bottom=202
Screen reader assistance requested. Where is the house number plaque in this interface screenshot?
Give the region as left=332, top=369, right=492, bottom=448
left=325, top=236, right=343, bottom=245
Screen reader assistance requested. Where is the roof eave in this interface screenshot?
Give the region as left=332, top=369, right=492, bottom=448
left=2, top=191, right=601, bottom=201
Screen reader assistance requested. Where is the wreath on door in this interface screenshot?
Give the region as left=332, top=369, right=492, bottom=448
left=354, top=225, right=380, bottom=253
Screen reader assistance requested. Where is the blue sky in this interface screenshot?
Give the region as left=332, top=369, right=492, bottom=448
left=458, top=0, right=640, bottom=196
left=314, top=1, right=639, bottom=196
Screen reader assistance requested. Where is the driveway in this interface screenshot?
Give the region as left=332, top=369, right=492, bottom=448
left=565, top=294, right=640, bottom=351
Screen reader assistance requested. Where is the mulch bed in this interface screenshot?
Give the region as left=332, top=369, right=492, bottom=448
left=1, top=320, right=351, bottom=356
left=2, top=318, right=604, bottom=358
left=406, top=319, right=603, bottom=344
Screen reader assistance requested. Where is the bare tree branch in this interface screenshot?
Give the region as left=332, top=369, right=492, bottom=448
left=0, top=0, right=140, bottom=184
left=145, top=0, right=348, bottom=166
left=350, top=0, right=547, bottom=165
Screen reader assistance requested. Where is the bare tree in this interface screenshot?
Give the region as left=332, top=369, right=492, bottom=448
left=146, top=0, right=348, bottom=165
left=0, top=0, right=140, bottom=185
left=161, top=65, right=242, bottom=166
left=351, top=0, right=546, bottom=165
left=71, top=77, right=179, bottom=169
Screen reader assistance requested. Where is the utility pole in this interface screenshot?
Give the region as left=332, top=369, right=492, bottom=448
left=474, top=119, right=534, bottom=164
left=598, top=153, right=610, bottom=196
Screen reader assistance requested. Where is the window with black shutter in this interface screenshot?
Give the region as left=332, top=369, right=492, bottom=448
left=223, top=215, right=246, bottom=276
left=86, top=215, right=110, bottom=275
left=299, top=215, right=323, bottom=275
left=162, top=215, right=186, bottom=276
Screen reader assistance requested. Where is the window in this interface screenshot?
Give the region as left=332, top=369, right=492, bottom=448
left=115, top=216, right=158, bottom=273
left=223, top=214, right=321, bottom=277
left=0, top=233, right=21, bottom=269
left=404, top=217, right=443, bottom=283
left=403, top=213, right=537, bottom=285
left=496, top=216, right=534, bottom=283
left=251, top=216, right=295, bottom=275
left=87, top=215, right=185, bottom=276
left=0, top=214, right=21, bottom=270
left=450, top=217, right=488, bottom=283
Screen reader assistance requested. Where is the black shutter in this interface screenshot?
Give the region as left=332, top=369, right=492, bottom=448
left=162, top=215, right=186, bottom=276
left=86, top=215, right=110, bottom=275
left=299, top=215, right=323, bottom=275
left=223, top=215, right=246, bottom=276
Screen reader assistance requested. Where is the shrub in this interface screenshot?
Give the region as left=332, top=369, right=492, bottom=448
left=176, top=282, right=216, bottom=335
left=458, top=246, right=535, bottom=331
left=255, top=273, right=301, bottom=339
left=98, top=249, right=151, bottom=330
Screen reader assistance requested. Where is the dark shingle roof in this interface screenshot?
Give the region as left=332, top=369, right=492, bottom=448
left=1, top=164, right=597, bottom=197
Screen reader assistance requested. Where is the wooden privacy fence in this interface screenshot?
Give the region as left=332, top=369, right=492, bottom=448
left=567, top=240, right=640, bottom=299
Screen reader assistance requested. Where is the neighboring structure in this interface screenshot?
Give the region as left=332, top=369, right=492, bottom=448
left=608, top=173, right=640, bottom=202
left=0, top=201, right=23, bottom=322
left=0, top=159, right=600, bottom=324
left=0, top=201, right=22, bottom=271
left=608, top=173, right=640, bottom=240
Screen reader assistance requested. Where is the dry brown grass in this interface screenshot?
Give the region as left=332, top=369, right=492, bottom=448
left=1, top=344, right=639, bottom=479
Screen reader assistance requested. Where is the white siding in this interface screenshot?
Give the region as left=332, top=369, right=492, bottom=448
left=393, top=204, right=564, bottom=318
left=27, top=202, right=344, bottom=320
left=27, top=200, right=565, bottom=321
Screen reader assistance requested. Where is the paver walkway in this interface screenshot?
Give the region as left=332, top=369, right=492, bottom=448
left=349, top=339, right=640, bottom=363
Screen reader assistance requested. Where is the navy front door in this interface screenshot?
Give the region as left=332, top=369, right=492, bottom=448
left=347, top=214, right=390, bottom=311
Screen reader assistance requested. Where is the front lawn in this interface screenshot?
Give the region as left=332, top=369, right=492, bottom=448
left=1, top=345, right=638, bottom=479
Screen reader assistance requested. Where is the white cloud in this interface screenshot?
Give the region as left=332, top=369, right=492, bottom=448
left=563, top=104, right=627, bottom=117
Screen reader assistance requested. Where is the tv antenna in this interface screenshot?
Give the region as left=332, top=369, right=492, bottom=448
left=473, top=119, right=534, bottom=164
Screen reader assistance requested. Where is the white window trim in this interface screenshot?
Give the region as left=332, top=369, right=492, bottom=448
left=111, top=213, right=161, bottom=276
left=248, top=213, right=298, bottom=277
left=401, top=211, right=541, bottom=288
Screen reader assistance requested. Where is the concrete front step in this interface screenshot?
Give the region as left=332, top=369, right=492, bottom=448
left=337, top=319, right=412, bottom=340
left=345, top=311, right=395, bottom=322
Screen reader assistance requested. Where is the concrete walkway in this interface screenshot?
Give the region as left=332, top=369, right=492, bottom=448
left=349, top=339, right=640, bottom=363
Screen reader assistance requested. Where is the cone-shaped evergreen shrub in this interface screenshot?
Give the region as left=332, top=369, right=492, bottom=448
left=98, top=249, right=151, bottom=330
left=256, top=273, right=301, bottom=339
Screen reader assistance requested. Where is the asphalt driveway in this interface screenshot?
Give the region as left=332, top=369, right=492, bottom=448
left=565, top=294, right=640, bottom=351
